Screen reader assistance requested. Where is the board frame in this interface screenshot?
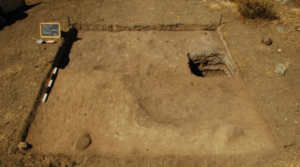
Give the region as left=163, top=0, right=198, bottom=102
left=40, top=22, right=61, bottom=38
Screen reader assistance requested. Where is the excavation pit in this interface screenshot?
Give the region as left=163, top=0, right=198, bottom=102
left=188, top=51, right=234, bottom=77
left=26, top=30, right=274, bottom=157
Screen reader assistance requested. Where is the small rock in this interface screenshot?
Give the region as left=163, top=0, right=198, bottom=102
left=284, top=118, right=288, bottom=120
left=277, top=26, right=285, bottom=32
left=42, top=47, right=46, bottom=50
left=73, top=130, right=91, bottom=151
left=261, top=37, right=272, bottom=45
left=274, top=63, right=288, bottom=76
left=296, top=27, right=300, bottom=31
left=18, top=142, right=28, bottom=151
left=278, top=49, right=282, bottom=52
left=287, top=30, right=292, bottom=34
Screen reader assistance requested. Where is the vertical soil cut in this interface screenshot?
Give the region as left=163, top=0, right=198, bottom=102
left=188, top=51, right=232, bottom=77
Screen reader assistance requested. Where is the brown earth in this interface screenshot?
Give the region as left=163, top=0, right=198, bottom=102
left=0, top=0, right=300, bottom=166
left=27, top=31, right=274, bottom=157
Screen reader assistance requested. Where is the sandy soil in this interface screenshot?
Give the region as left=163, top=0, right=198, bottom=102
left=27, top=31, right=274, bottom=157
left=0, top=0, right=300, bottom=166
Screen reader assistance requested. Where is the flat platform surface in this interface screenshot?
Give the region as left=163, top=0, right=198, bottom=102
left=27, top=31, right=274, bottom=157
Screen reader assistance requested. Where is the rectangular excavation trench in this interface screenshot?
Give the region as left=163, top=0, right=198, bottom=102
left=26, top=29, right=274, bottom=157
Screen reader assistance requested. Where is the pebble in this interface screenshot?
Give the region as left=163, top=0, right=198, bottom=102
left=277, top=26, right=285, bottom=32
left=296, top=27, right=300, bottom=31
left=274, top=63, right=287, bottom=76
left=278, top=49, right=282, bottom=52
left=261, top=37, right=272, bottom=45
left=73, top=130, right=92, bottom=151
left=18, top=142, right=28, bottom=151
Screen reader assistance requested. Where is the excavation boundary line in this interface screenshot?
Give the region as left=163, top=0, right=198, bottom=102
left=73, top=23, right=219, bottom=31
left=14, top=23, right=238, bottom=153
left=13, top=28, right=78, bottom=151
left=217, top=25, right=238, bottom=76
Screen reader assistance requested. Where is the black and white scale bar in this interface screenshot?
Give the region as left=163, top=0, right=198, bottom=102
left=42, top=67, right=58, bottom=102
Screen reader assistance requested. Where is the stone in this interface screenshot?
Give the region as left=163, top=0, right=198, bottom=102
left=73, top=130, right=91, bottom=151
left=215, top=125, right=244, bottom=144
left=274, top=63, right=287, bottom=76
left=278, top=49, right=282, bottom=52
left=18, top=142, right=28, bottom=151
left=261, top=37, right=272, bottom=45
left=36, top=39, right=43, bottom=44
left=277, top=26, right=285, bottom=32
left=296, top=27, right=300, bottom=31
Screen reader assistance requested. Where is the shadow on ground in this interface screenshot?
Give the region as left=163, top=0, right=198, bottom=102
left=188, top=57, right=204, bottom=77
left=56, top=28, right=82, bottom=69
left=0, top=3, right=41, bottom=30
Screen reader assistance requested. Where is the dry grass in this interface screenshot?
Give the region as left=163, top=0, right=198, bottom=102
left=230, top=0, right=279, bottom=19
left=208, top=3, right=222, bottom=10
left=221, top=1, right=237, bottom=7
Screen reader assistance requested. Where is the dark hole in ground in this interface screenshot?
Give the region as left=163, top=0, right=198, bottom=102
left=187, top=52, right=228, bottom=77
left=188, top=58, right=204, bottom=77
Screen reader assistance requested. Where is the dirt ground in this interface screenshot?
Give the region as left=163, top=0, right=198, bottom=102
left=26, top=31, right=274, bottom=157
left=0, top=0, right=300, bottom=166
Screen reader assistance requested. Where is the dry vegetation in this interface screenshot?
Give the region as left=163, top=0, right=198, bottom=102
left=230, top=0, right=279, bottom=19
